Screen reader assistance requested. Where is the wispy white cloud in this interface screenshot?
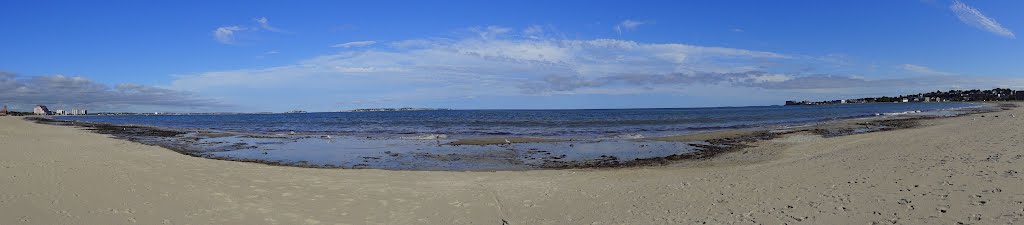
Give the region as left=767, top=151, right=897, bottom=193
left=470, top=26, right=512, bottom=39
left=254, top=17, right=286, bottom=33
left=751, top=74, right=1009, bottom=91
left=256, top=50, right=280, bottom=59
left=213, top=26, right=246, bottom=44
left=331, top=40, right=377, bottom=48
left=178, top=25, right=1022, bottom=110
left=614, top=20, right=646, bottom=34
left=950, top=0, right=1015, bottom=38
left=174, top=27, right=800, bottom=109
left=900, top=64, right=953, bottom=76
left=213, top=17, right=287, bottom=44
left=523, top=25, right=544, bottom=39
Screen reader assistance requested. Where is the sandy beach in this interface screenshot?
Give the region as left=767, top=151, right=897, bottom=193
left=2, top=106, right=1023, bottom=224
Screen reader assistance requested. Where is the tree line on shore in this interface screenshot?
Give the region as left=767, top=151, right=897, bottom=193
left=787, top=88, right=1024, bottom=105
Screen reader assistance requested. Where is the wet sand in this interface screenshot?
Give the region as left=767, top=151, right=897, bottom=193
left=24, top=112, right=952, bottom=171
left=446, top=137, right=565, bottom=145
left=646, top=129, right=766, bottom=142
left=2, top=104, right=1024, bottom=224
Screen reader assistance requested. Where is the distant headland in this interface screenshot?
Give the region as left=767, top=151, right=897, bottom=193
left=786, top=88, right=1023, bottom=106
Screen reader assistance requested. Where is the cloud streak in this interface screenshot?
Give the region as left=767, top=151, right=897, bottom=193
left=519, top=71, right=996, bottom=93
left=614, top=20, right=645, bottom=34
left=900, top=64, right=953, bottom=76
left=471, top=26, right=513, bottom=39
left=331, top=41, right=377, bottom=48
left=0, top=72, right=223, bottom=111
left=254, top=17, right=286, bottom=33
left=950, top=0, right=1015, bottom=38
left=750, top=74, right=1008, bottom=91
left=213, top=17, right=287, bottom=44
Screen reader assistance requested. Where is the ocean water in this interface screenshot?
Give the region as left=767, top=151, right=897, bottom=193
left=59, top=102, right=977, bottom=139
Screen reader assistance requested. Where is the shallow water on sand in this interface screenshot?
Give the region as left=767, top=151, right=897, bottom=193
left=55, top=102, right=980, bottom=170
left=194, top=135, right=699, bottom=170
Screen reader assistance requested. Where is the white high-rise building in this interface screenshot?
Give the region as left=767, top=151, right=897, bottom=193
left=64, top=109, right=88, bottom=115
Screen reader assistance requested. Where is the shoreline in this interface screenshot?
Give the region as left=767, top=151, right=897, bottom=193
left=25, top=103, right=998, bottom=171
left=2, top=103, right=1023, bottom=224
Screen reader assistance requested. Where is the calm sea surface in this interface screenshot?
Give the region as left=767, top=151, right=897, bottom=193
left=59, top=102, right=978, bottom=139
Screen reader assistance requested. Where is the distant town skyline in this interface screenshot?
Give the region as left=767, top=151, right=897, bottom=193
left=2, top=0, right=1024, bottom=112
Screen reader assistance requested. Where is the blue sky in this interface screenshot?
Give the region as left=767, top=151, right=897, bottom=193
left=2, top=0, right=1023, bottom=112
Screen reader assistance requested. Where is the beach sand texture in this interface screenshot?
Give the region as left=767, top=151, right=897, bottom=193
left=2, top=106, right=1023, bottom=224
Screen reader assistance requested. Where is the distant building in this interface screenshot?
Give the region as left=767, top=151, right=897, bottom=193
left=53, top=109, right=90, bottom=115
left=33, top=105, right=51, bottom=115
left=0, top=105, right=7, bottom=116
left=785, top=100, right=813, bottom=106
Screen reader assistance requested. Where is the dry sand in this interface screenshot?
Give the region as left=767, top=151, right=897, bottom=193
left=2, top=106, right=1023, bottom=224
